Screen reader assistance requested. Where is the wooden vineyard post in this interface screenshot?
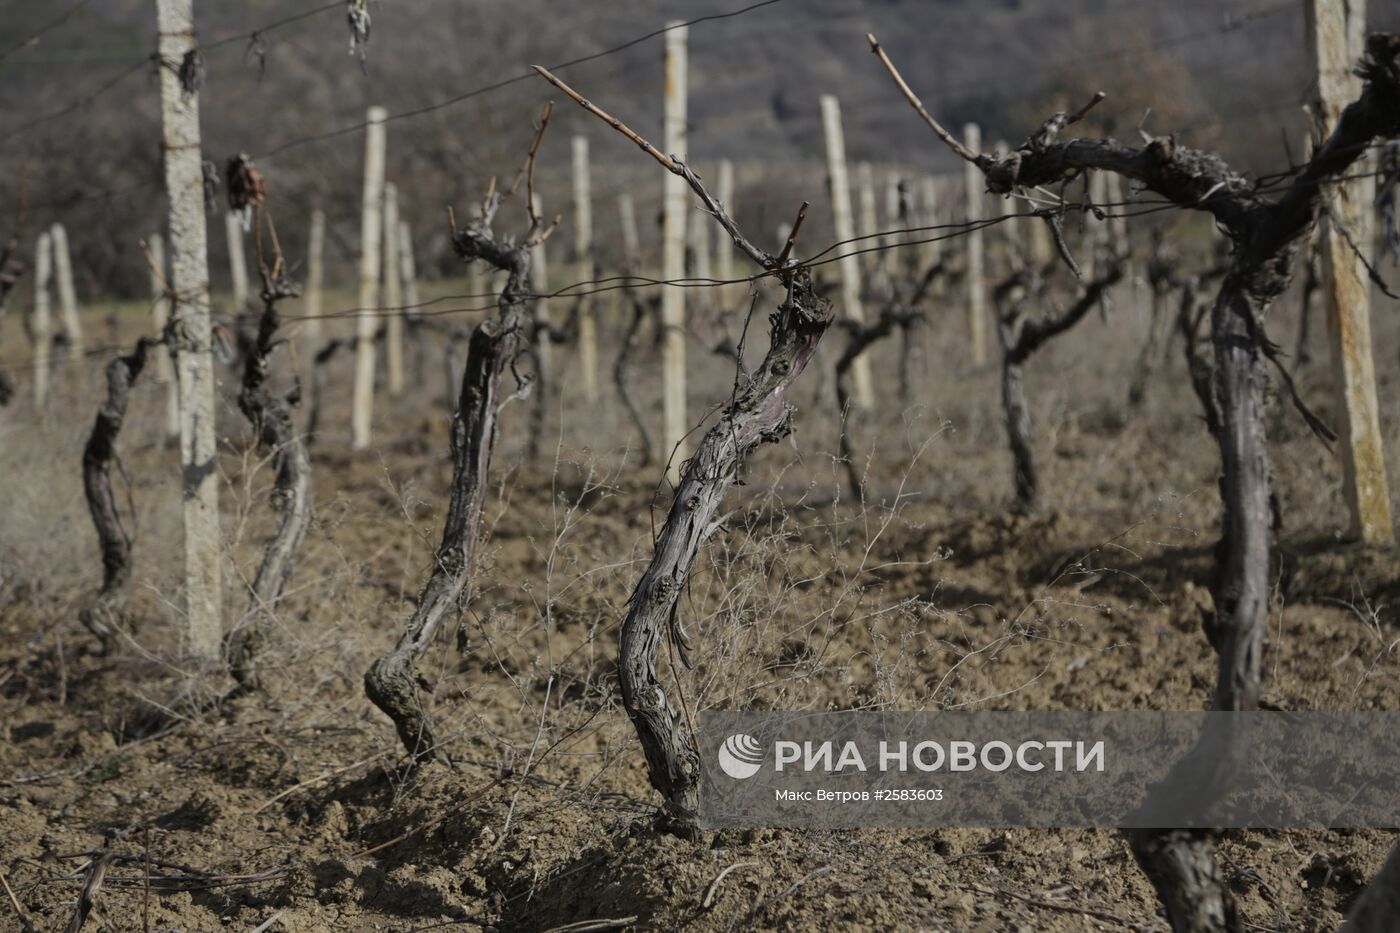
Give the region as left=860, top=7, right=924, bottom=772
left=529, top=192, right=552, bottom=383
left=156, top=0, right=222, bottom=659
left=991, top=141, right=1017, bottom=273
left=715, top=159, right=735, bottom=305
left=661, top=22, right=689, bottom=482
left=1308, top=0, right=1393, bottom=544
left=1025, top=192, right=1053, bottom=266
left=225, top=211, right=249, bottom=310
left=856, top=161, right=880, bottom=281
left=1105, top=172, right=1136, bottom=316
left=303, top=209, right=325, bottom=350
left=920, top=176, right=942, bottom=267
left=619, top=192, right=640, bottom=267
left=32, top=231, right=51, bottom=409
left=147, top=233, right=179, bottom=438
left=1086, top=168, right=1109, bottom=279
left=50, top=223, right=83, bottom=361
left=963, top=122, right=987, bottom=365
left=884, top=172, right=900, bottom=238
left=691, top=192, right=712, bottom=290
left=819, top=94, right=875, bottom=408
left=382, top=181, right=404, bottom=396
left=398, top=221, right=420, bottom=314
left=352, top=105, right=387, bottom=451
left=572, top=135, right=598, bottom=403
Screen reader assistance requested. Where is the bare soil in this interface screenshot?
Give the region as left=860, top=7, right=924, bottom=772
left=1, top=273, right=1397, bottom=931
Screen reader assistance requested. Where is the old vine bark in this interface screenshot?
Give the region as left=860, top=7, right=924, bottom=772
left=533, top=62, right=835, bottom=829
left=226, top=244, right=313, bottom=692
left=364, top=115, right=555, bottom=762
left=994, top=261, right=1122, bottom=513
left=79, top=338, right=158, bottom=651
left=869, top=31, right=1400, bottom=932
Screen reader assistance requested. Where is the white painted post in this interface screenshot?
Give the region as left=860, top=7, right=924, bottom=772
left=303, top=209, right=325, bottom=349
left=572, top=135, right=598, bottom=404
left=156, top=0, right=222, bottom=658
left=530, top=192, right=552, bottom=383
left=225, top=210, right=249, bottom=310
left=147, top=232, right=179, bottom=439
left=398, top=220, right=420, bottom=312
left=920, top=176, right=942, bottom=266
left=661, top=23, right=689, bottom=481
left=715, top=159, right=735, bottom=301
left=819, top=94, right=875, bottom=408
left=1086, top=168, right=1109, bottom=279
left=619, top=193, right=640, bottom=268
left=1025, top=195, right=1053, bottom=266
left=692, top=197, right=712, bottom=283
left=49, top=223, right=83, bottom=360
left=382, top=181, right=404, bottom=396
left=352, top=105, right=387, bottom=450
left=884, top=171, right=905, bottom=271
left=856, top=162, right=879, bottom=246
left=963, top=122, right=987, bottom=366
left=32, top=232, right=51, bottom=409
left=1308, top=0, right=1393, bottom=544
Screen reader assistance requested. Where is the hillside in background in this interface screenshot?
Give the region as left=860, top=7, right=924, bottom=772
left=3, top=0, right=1399, bottom=295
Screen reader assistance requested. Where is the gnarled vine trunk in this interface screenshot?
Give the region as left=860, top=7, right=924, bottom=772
left=994, top=265, right=1121, bottom=514
left=80, top=339, right=157, bottom=652
left=226, top=294, right=314, bottom=691
left=620, top=269, right=832, bottom=828
left=364, top=193, right=540, bottom=764
left=867, top=30, right=1400, bottom=932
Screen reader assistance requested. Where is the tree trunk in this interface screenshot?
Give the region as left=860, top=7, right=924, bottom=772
left=619, top=270, right=832, bottom=829
left=365, top=313, right=521, bottom=762
left=1341, top=839, right=1400, bottom=932
left=1206, top=282, right=1273, bottom=712
left=365, top=211, right=533, bottom=763
left=1001, top=356, right=1037, bottom=514
left=80, top=339, right=156, bottom=652
left=226, top=297, right=314, bottom=691
left=1128, top=830, right=1239, bottom=933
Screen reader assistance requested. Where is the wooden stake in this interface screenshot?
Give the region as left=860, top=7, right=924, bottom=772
left=529, top=192, right=551, bottom=382
left=661, top=22, right=689, bottom=482
left=1086, top=168, right=1109, bottom=279
left=819, top=94, right=874, bottom=408
left=382, top=181, right=404, bottom=396
left=398, top=220, right=420, bottom=312
left=856, top=161, right=879, bottom=274
left=1025, top=193, right=1053, bottom=266
left=572, top=135, right=598, bottom=403
left=225, top=211, right=249, bottom=310
left=352, top=105, right=387, bottom=451
left=715, top=159, right=735, bottom=303
left=32, top=231, right=51, bottom=409
left=303, top=209, right=325, bottom=349
left=1308, top=0, right=1393, bottom=544
left=691, top=191, right=712, bottom=284
left=963, top=122, right=987, bottom=366
left=992, top=142, right=1017, bottom=273
left=619, top=192, right=640, bottom=266
left=157, top=0, right=222, bottom=658
left=883, top=171, right=903, bottom=258
left=49, top=223, right=83, bottom=360
left=920, top=176, right=942, bottom=266
left=147, top=232, right=179, bottom=439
